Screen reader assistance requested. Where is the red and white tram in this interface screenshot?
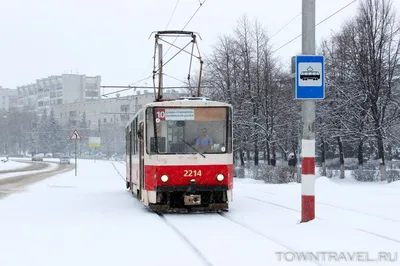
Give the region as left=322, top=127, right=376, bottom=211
left=125, top=97, right=233, bottom=212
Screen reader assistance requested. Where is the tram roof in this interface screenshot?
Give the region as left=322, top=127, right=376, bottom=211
left=144, top=97, right=232, bottom=108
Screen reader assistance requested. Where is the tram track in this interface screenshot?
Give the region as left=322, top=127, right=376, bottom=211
left=111, top=164, right=322, bottom=265
left=110, top=163, right=213, bottom=265
left=158, top=212, right=324, bottom=266
left=110, top=162, right=125, bottom=181
left=157, top=213, right=214, bottom=266
left=243, top=194, right=400, bottom=245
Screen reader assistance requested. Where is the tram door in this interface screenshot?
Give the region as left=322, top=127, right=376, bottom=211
left=138, top=122, right=144, bottom=200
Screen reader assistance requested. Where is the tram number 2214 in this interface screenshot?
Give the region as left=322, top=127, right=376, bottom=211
left=183, top=170, right=202, bottom=177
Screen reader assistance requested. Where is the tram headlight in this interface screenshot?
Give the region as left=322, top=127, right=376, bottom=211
left=160, top=174, right=169, bottom=182
left=216, top=174, right=224, bottom=181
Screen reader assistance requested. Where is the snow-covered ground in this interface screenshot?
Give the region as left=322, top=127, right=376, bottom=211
left=0, top=159, right=399, bottom=266
left=0, top=157, right=29, bottom=171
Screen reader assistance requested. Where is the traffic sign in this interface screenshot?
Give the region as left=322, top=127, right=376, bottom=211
left=295, top=55, right=325, bottom=99
left=89, top=137, right=101, bottom=147
left=70, top=129, right=82, bottom=140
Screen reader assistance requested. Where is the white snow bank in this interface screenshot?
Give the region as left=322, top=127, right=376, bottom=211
left=387, top=180, right=400, bottom=188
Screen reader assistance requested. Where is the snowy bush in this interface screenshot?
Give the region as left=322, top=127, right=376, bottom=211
left=345, top=158, right=359, bottom=170
left=318, top=166, right=334, bottom=177
left=255, top=165, right=298, bottom=184
left=387, top=170, right=400, bottom=183
left=386, top=161, right=400, bottom=170
left=363, top=160, right=379, bottom=170
left=324, top=158, right=358, bottom=170
left=325, top=158, right=341, bottom=169
left=234, top=167, right=245, bottom=179
left=325, top=169, right=340, bottom=178
left=351, top=169, right=379, bottom=182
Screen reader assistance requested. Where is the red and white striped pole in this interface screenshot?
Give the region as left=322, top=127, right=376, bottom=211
left=301, top=0, right=316, bottom=223
left=301, top=139, right=315, bottom=222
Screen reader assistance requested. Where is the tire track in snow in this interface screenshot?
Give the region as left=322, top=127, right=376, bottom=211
left=246, top=193, right=400, bottom=224
left=355, top=229, right=400, bottom=244
left=252, top=188, right=400, bottom=223
left=244, top=196, right=300, bottom=213
left=243, top=195, right=400, bottom=245
left=157, top=213, right=213, bottom=266
left=317, top=202, right=400, bottom=223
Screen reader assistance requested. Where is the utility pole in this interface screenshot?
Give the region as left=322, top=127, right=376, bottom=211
left=301, top=0, right=316, bottom=222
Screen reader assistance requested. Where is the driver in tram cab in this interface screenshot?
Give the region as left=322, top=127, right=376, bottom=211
left=195, top=128, right=213, bottom=151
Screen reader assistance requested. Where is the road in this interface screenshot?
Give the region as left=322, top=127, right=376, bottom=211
left=0, top=160, right=49, bottom=174
left=0, top=161, right=74, bottom=199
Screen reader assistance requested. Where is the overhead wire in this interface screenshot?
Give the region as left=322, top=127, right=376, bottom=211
left=162, top=0, right=207, bottom=60
left=271, top=0, right=357, bottom=53
left=127, top=0, right=182, bottom=87
left=165, top=0, right=181, bottom=30
left=269, top=12, right=301, bottom=40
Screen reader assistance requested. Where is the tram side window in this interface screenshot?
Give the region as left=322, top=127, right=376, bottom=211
left=227, top=107, right=233, bottom=153
left=125, top=127, right=129, bottom=156
left=132, top=119, right=137, bottom=155
left=131, top=121, right=136, bottom=155
left=134, top=117, right=139, bottom=154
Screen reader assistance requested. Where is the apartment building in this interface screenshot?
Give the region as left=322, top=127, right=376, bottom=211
left=52, top=89, right=183, bottom=129
left=51, top=90, right=183, bottom=155
left=0, top=87, right=18, bottom=111
left=17, top=74, right=101, bottom=112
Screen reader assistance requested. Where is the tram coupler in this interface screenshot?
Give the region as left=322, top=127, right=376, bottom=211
left=187, top=179, right=196, bottom=193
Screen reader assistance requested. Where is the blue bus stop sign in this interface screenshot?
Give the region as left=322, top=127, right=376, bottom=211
left=295, top=55, right=325, bottom=99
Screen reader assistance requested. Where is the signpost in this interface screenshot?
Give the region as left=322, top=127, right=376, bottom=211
left=291, top=0, right=324, bottom=223
left=70, top=129, right=82, bottom=176
left=295, top=55, right=325, bottom=99
left=89, top=137, right=101, bottom=162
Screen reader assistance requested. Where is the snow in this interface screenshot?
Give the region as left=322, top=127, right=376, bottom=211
left=0, top=158, right=29, bottom=171
left=1, top=160, right=399, bottom=266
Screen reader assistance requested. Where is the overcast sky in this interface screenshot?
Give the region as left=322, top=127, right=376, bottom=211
left=1, top=0, right=399, bottom=94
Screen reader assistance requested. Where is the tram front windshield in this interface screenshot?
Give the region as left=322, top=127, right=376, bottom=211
left=146, top=107, right=231, bottom=154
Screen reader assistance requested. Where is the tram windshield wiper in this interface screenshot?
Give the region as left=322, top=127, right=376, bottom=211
left=180, top=138, right=205, bottom=158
